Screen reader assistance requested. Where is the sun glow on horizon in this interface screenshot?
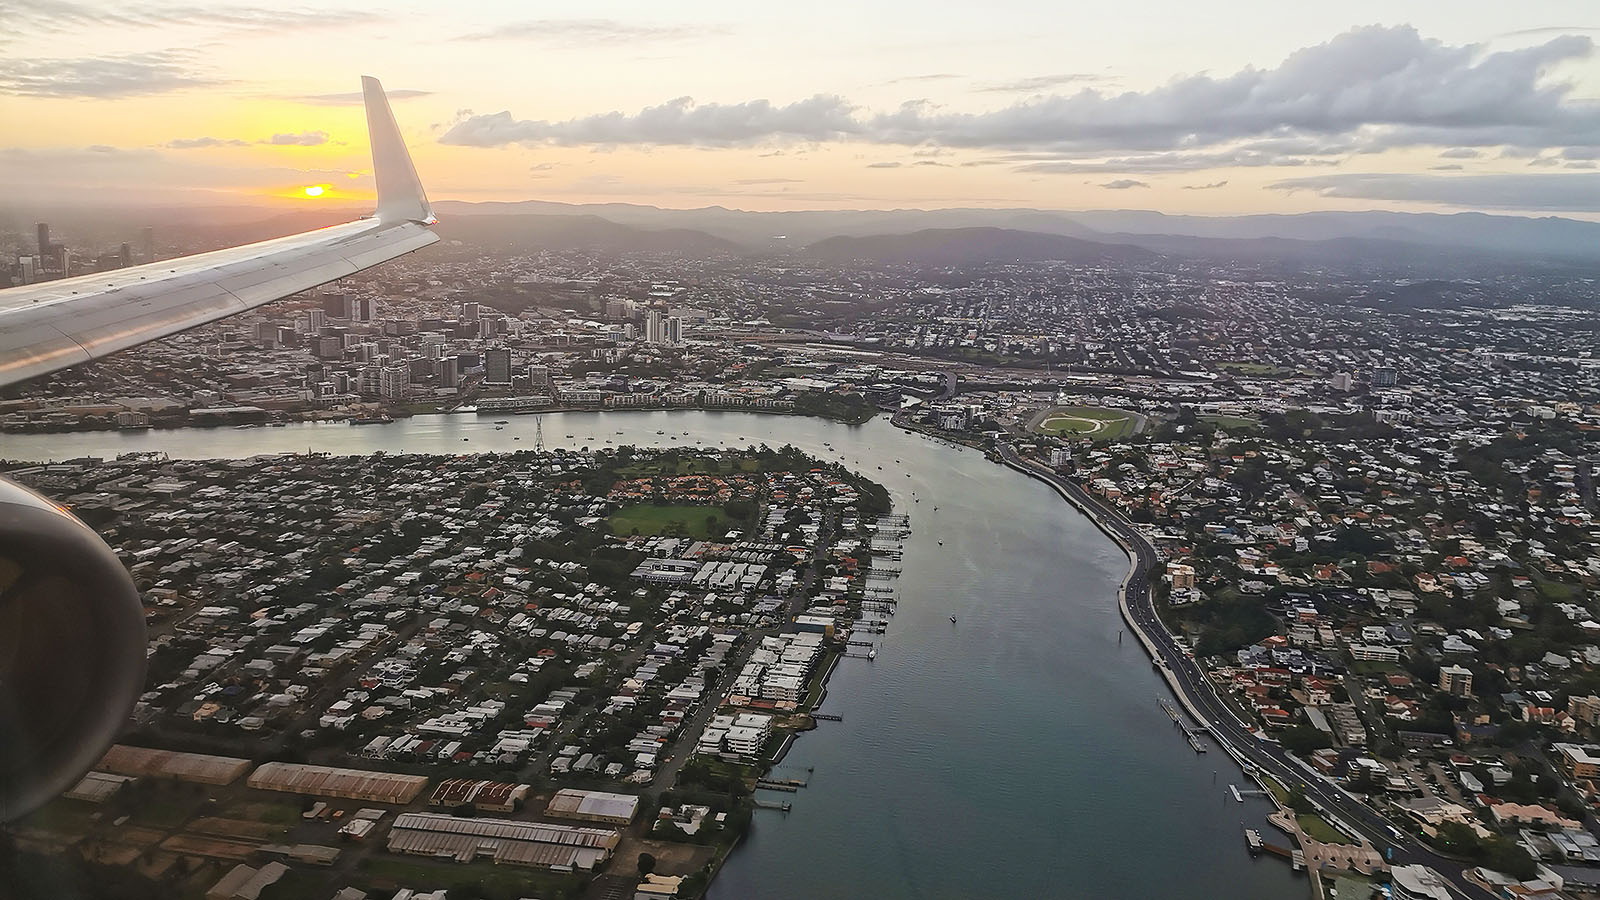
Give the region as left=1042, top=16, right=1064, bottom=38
left=303, top=185, right=325, bottom=197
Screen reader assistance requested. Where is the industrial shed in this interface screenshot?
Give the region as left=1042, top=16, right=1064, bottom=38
left=544, top=789, right=640, bottom=825
left=428, top=779, right=529, bottom=812
left=247, top=762, right=428, bottom=804
left=385, top=812, right=619, bottom=871
left=99, top=745, right=251, bottom=785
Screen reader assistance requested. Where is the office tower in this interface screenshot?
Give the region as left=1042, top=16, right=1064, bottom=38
left=378, top=364, right=411, bottom=399
left=440, top=356, right=459, bottom=390
left=309, top=309, right=327, bottom=332
left=484, top=348, right=512, bottom=384
left=141, top=226, right=155, bottom=263
left=322, top=292, right=353, bottom=319
left=665, top=316, right=683, bottom=346
left=460, top=301, right=480, bottom=323
left=118, top=243, right=131, bottom=268
left=645, top=309, right=664, bottom=344
left=355, top=297, right=376, bottom=323
left=527, top=364, right=551, bottom=389
left=36, top=223, right=48, bottom=257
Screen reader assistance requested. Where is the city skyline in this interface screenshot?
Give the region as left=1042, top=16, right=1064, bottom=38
left=2, top=1, right=1598, bottom=218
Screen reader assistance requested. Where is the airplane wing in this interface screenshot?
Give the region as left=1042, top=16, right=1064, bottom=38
left=0, top=76, right=438, bottom=389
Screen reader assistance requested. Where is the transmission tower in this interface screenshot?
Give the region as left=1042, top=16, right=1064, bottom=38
left=534, top=414, right=545, bottom=452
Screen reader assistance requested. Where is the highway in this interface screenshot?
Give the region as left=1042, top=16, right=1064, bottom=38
left=995, top=442, right=1497, bottom=899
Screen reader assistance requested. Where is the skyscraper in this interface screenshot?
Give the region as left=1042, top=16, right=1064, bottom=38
left=645, top=309, right=664, bottom=344
left=484, top=348, right=512, bottom=384
left=141, top=227, right=155, bottom=264
left=665, top=316, right=683, bottom=346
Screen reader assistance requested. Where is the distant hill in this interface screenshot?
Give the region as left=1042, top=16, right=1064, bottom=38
left=431, top=213, right=739, bottom=256
left=432, top=200, right=1101, bottom=249
left=799, top=227, right=1157, bottom=267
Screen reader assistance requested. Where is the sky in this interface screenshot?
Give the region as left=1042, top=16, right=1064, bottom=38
left=1, top=0, right=1598, bottom=218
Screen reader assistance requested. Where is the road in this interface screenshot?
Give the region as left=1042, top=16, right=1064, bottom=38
left=994, top=443, right=1498, bottom=899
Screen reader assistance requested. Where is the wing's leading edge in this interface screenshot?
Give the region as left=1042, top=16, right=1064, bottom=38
left=0, top=77, right=438, bottom=390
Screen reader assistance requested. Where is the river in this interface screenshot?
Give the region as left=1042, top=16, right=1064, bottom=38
left=2, top=411, right=1303, bottom=899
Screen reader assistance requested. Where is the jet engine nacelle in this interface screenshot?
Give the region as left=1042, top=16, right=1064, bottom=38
left=0, top=477, right=146, bottom=820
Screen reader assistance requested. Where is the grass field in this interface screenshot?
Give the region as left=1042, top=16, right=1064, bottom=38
left=610, top=503, right=722, bottom=538
left=1034, top=406, right=1141, bottom=441
left=1297, top=813, right=1355, bottom=845
left=1216, top=360, right=1295, bottom=377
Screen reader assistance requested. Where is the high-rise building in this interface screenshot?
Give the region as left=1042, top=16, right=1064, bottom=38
left=484, top=348, right=512, bottom=385
left=354, top=297, right=377, bottom=323
left=439, top=356, right=460, bottom=390
left=141, top=226, right=155, bottom=263
left=379, top=364, right=410, bottom=400
left=309, top=309, right=327, bottom=332
left=1438, top=665, right=1473, bottom=698
left=645, top=309, right=664, bottom=344
left=36, top=223, right=49, bottom=257
left=460, top=301, right=480, bottom=323
left=323, top=292, right=354, bottom=319
left=118, top=243, right=131, bottom=268
left=1330, top=372, right=1353, bottom=392
left=665, top=316, right=683, bottom=346
left=1372, top=367, right=1397, bottom=387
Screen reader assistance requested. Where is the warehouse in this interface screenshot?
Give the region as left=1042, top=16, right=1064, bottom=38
left=247, top=762, right=429, bottom=804
left=428, top=779, right=529, bottom=813
left=99, top=744, right=251, bottom=785
left=385, top=812, right=619, bottom=871
left=543, top=789, right=640, bottom=825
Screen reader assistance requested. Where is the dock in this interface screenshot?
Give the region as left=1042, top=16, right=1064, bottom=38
left=1158, top=698, right=1209, bottom=752
left=753, top=798, right=792, bottom=812
left=1245, top=828, right=1263, bottom=853
left=812, top=712, right=843, bottom=722
left=1231, top=785, right=1243, bottom=803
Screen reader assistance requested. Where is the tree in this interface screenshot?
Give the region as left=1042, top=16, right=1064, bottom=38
left=1483, top=836, right=1537, bottom=881
left=1280, top=723, right=1333, bottom=756
left=1286, top=784, right=1314, bottom=815
left=637, top=852, right=656, bottom=876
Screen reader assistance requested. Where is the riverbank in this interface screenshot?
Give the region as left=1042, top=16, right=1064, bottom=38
left=2, top=411, right=1306, bottom=900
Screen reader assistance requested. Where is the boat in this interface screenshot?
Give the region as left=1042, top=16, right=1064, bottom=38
left=494, top=420, right=509, bottom=424
left=949, top=616, right=957, bottom=624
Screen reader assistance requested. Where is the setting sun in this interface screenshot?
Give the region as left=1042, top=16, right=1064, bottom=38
left=303, top=185, right=325, bottom=197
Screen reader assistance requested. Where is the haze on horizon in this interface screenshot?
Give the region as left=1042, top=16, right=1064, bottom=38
left=2, top=0, right=1598, bottom=220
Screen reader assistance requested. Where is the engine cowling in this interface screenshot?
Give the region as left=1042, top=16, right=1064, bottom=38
left=0, top=477, right=146, bottom=821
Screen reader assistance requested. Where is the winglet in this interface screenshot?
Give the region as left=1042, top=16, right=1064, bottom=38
left=362, top=75, right=435, bottom=226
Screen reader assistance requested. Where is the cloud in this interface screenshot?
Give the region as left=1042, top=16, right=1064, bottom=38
left=732, top=177, right=803, bottom=184
left=166, top=136, right=249, bottom=149
left=1430, top=164, right=1464, bottom=170
left=1439, top=147, right=1482, bottom=159
left=1101, top=179, right=1149, bottom=189
left=978, top=73, right=1107, bottom=92
left=881, top=73, right=962, bottom=85
left=261, top=131, right=331, bottom=146
left=442, top=95, right=864, bottom=147
left=1182, top=180, right=1228, bottom=190
left=0, top=50, right=214, bottom=98
left=439, top=26, right=1600, bottom=160
left=291, top=89, right=432, bottom=105
left=866, top=161, right=902, bottom=168
left=1014, top=144, right=1345, bottom=174
left=456, top=18, right=728, bottom=44
left=6, top=0, right=371, bottom=35
left=1268, top=172, right=1600, bottom=211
